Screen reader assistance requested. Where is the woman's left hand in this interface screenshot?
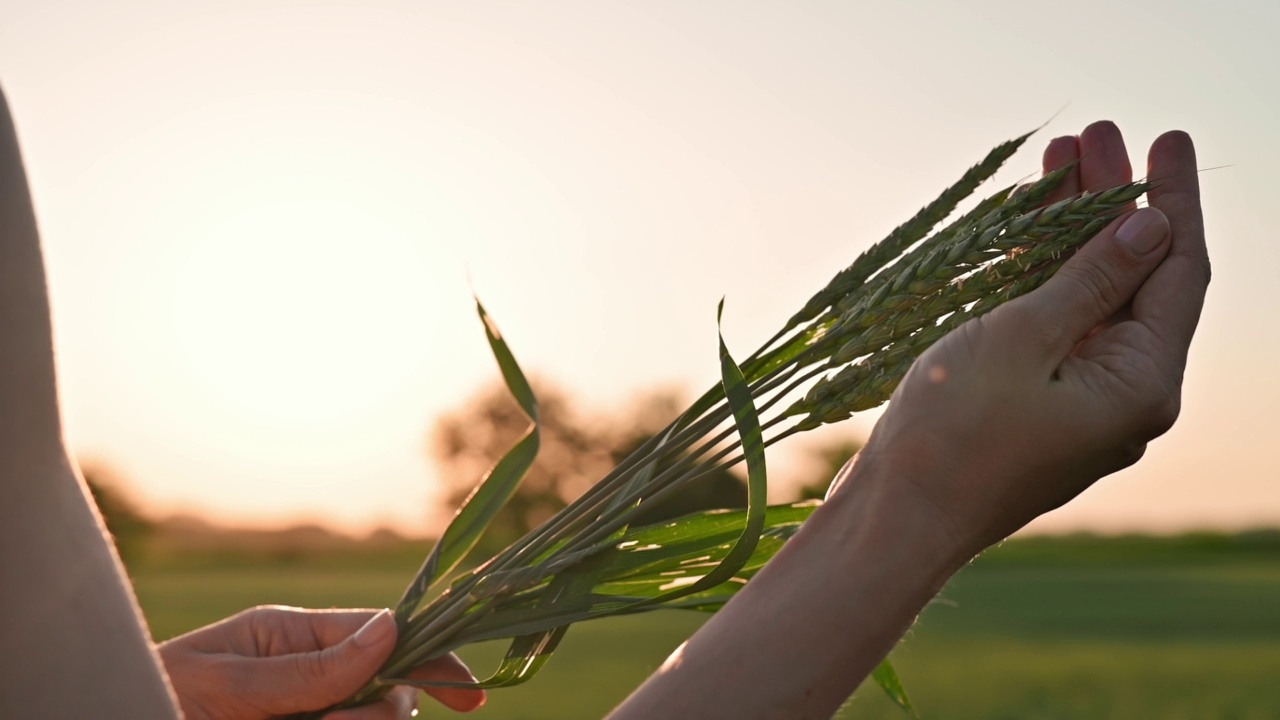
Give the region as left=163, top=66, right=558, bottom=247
left=159, top=606, right=486, bottom=720
left=859, top=124, right=1209, bottom=561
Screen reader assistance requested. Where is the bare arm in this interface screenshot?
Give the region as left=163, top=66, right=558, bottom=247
left=607, top=455, right=962, bottom=720
left=0, top=96, right=1205, bottom=720
left=610, top=123, right=1207, bottom=719
left=0, top=85, right=180, bottom=718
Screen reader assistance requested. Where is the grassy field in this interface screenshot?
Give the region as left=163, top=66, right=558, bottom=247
left=132, top=534, right=1280, bottom=719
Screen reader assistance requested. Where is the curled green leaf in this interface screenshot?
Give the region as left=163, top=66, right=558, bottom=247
left=394, top=299, right=541, bottom=624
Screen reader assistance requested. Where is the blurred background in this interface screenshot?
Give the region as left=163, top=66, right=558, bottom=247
left=3, top=0, right=1279, bottom=717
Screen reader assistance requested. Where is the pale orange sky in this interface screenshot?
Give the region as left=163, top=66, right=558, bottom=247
left=1, top=0, right=1276, bottom=536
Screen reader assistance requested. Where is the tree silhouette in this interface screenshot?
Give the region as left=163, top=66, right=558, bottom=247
left=431, top=382, right=746, bottom=553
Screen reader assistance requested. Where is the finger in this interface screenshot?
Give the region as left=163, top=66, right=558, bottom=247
left=1013, top=207, right=1171, bottom=361
left=279, top=608, right=388, bottom=650
left=224, top=606, right=385, bottom=656
left=1041, top=135, right=1081, bottom=203
left=324, top=687, right=417, bottom=720
left=1070, top=121, right=1138, bottom=334
left=1078, top=121, right=1134, bottom=196
left=239, top=609, right=398, bottom=715
left=399, top=653, right=487, bottom=712
left=1132, top=130, right=1209, bottom=355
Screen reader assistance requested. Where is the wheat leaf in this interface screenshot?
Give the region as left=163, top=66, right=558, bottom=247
left=388, top=572, right=593, bottom=689
left=635, top=299, right=769, bottom=601
left=872, top=659, right=918, bottom=717
left=590, top=502, right=814, bottom=592
left=436, top=302, right=775, bottom=650
left=394, top=299, right=541, bottom=622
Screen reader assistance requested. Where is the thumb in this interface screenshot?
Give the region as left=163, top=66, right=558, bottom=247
left=1019, top=206, right=1170, bottom=357
left=248, top=609, right=398, bottom=716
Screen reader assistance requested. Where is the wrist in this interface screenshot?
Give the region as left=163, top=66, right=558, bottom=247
left=610, top=447, right=977, bottom=720
left=819, top=449, right=981, bottom=583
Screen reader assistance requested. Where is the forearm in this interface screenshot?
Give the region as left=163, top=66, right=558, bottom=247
left=1, top=457, right=181, bottom=718
left=0, top=85, right=63, bottom=458
left=0, top=85, right=180, bottom=719
left=608, top=455, right=969, bottom=720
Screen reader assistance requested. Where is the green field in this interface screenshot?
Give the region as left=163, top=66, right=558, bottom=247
left=132, top=535, right=1280, bottom=719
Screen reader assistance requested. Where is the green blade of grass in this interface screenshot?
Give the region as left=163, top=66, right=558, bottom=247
left=599, top=424, right=676, bottom=522
left=406, top=302, right=775, bottom=667
left=872, top=659, right=918, bottom=717
left=385, top=300, right=771, bottom=690
left=386, top=572, right=593, bottom=689
left=450, top=503, right=816, bottom=636
left=677, top=137, right=1032, bottom=427
left=381, top=627, right=569, bottom=691
left=632, top=299, right=769, bottom=603
left=394, top=299, right=541, bottom=623
left=587, top=502, right=816, bottom=594
left=489, top=299, right=773, bottom=616
left=446, top=500, right=809, bottom=613
left=460, top=559, right=606, bottom=689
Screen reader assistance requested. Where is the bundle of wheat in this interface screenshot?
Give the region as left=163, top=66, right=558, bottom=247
left=293, top=129, right=1147, bottom=719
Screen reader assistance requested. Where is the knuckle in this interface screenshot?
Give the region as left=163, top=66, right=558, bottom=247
left=985, top=299, right=1052, bottom=352
left=206, top=655, right=239, bottom=688
left=293, top=650, right=331, bottom=689
left=1059, top=260, right=1122, bottom=318
left=251, top=605, right=285, bottom=622
left=245, top=604, right=291, bottom=627
left=947, top=311, right=989, bottom=356
left=988, top=299, right=1034, bottom=332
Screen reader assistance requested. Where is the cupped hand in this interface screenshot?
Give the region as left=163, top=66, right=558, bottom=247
left=860, top=122, right=1209, bottom=559
left=159, top=606, right=486, bottom=720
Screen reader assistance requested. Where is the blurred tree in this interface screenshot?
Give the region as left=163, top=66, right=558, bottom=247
left=603, top=392, right=747, bottom=528
left=80, top=463, right=155, bottom=569
left=431, top=382, right=746, bottom=553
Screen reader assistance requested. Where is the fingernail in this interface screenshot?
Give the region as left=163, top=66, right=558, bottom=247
left=1115, top=208, right=1167, bottom=255
left=353, top=609, right=395, bottom=649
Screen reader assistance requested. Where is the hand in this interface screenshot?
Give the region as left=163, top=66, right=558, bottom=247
left=609, top=122, right=1209, bottom=720
left=858, top=122, right=1209, bottom=560
left=159, top=606, right=487, bottom=720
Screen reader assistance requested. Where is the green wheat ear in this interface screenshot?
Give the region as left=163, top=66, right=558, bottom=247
left=291, top=129, right=1146, bottom=720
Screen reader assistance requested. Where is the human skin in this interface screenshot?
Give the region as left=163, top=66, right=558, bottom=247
left=158, top=606, right=486, bottom=719
left=606, top=122, right=1207, bottom=719
left=0, top=77, right=1206, bottom=720
left=0, top=84, right=181, bottom=719
left=0, top=85, right=483, bottom=720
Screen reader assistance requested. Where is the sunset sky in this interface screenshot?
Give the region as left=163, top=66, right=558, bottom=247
left=1, top=0, right=1276, bottom=536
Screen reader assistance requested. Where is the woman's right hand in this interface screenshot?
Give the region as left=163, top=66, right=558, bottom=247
left=160, top=605, right=486, bottom=720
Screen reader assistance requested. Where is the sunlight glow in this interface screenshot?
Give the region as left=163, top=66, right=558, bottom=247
left=168, top=194, right=434, bottom=430
left=658, top=641, right=688, bottom=673
left=3, top=0, right=1275, bottom=534
left=658, top=576, right=706, bottom=592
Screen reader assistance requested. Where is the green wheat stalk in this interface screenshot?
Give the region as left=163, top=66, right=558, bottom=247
left=291, top=129, right=1148, bottom=720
